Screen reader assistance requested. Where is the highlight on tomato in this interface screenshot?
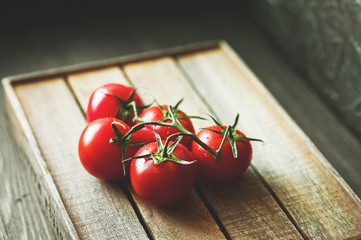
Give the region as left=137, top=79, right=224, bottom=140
left=86, top=83, right=144, bottom=126
left=191, top=114, right=262, bottom=181
left=128, top=133, right=197, bottom=206
left=78, top=117, right=147, bottom=181
left=133, top=99, right=203, bottom=149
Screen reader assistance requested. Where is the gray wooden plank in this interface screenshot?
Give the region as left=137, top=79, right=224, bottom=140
left=0, top=217, right=9, bottom=240
left=13, top=78, right=149, bottom=240
left=123, top=57, right=302, bottom=239
left=177, top=47, right=361, bottom=240
left=0, top=87, right=55, bottom=240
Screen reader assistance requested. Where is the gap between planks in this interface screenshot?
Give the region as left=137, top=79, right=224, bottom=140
left=14, top=77, right=149, bottom=240
left=176, top=47, right=361, bottom=239
left=120, top=59, right=302, bottom=240
left=67, top=66, right=226, bottom=240
left=68, top=63, right=303, bottom=239
left=64, top=67, right=153, bottom=240
left=172, top=57, right=309, bottom=239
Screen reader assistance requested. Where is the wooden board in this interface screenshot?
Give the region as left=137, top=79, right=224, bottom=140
left=123, top=57, right=302, bottom=239
left=3, top=41, right=361, bottom=240
left=68, top=66, right=225, bottom=240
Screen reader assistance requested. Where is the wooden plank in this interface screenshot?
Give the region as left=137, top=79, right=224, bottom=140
left=4, top=79, right=78, bottom=240
left=0, top=217, right=8, bottom=240
left=123, top=57, right=302, bottom=239
left=14, top=78, right=148, bottom=240
left=0, top=88, right=55, bottom=240
left=68, top=67, right=226, bottom=240
left=177, top=47, right=361, bottom=239
left=67, top=66, right=129, bottom=110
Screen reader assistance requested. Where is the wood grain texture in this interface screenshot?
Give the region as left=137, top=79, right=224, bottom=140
left=67, top=66, right=129, bottom=110
left=68, top=66, right=225, bottom=240
left=123, top=57, right=302, bottom=239
left=1, top=84, right=59, bottom=240
left=132, top=189, right=226, bottom=240
left=177, top=48, right=361, bottom=239
left=14, top=78, right=148, bottom=240
left=0, top=216, right=8, bottom=240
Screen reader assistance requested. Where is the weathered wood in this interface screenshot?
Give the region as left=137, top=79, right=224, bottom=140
left=14, top=78, right=148, bottom=240
left=67, top=66, right=129, bottom=110
left=177, top=47, right=361, bottom=239
left=68, top=66, right=226, bottom=240
left=4, top=79, right=78, bottom=240
left=248, top=0, right=361, bottom=142
left=0, top=90, right=55, bottom=240
left=123, top=57, right=302, bottom=239
left=0, top=217, right=8, bottom=240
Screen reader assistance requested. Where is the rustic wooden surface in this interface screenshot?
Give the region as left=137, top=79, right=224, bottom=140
left=69, top=66, right=225, bottom=240
left=178, top=47, right=361, bottom=239
left=123, top=57, right=302, bottom=239
left=14, top=78, right=148, bottom=240
left=1, top=8, right=361, bottom=239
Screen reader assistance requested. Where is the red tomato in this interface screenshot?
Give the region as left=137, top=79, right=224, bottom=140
left=134, top=105, right=195, bottom=149
left=78, top=118, right=140, bottom=180
left=130, top=141, right=197, bottom=206
left=191, top=125, right=252, bottom=181
left=86, top=83, right=143, bottom=126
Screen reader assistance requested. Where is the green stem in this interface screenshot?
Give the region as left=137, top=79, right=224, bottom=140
left=121, top=121, right=173, bottom=141
left=165, top=132, right=220, bottom=161
left=215, top=126, right=231, bottom=161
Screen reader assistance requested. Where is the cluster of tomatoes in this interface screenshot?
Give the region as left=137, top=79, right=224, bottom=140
left=78, top=83, right=261, bottom=206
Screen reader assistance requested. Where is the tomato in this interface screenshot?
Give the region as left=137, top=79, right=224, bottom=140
left=130, top=140, right=197, bottom=206
left=191, top=125, right=253, bottom=181
left=78, top=118, right=141, bottom=180
left=86, top=83, right=143, bottom=126
left=134, top=105, right=195, bottom=149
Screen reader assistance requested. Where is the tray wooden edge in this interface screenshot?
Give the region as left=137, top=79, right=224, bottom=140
left=2, top=78, right=79, bottom=240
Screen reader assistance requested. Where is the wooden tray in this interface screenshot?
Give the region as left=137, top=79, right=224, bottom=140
left=3, top=41, right=361, bottom=240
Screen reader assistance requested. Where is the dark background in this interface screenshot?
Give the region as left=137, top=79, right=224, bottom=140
left=1, top=1, right=360, bottom=238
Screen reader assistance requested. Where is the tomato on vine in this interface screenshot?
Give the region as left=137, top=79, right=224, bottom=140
left=78, top=118, right=147, bottom=180
left=128, top=133, right=197, bottom=206
left=191, top=114, right=262, bottom=181
left=132, top=99, right=202, bottom=149
left=86, top=83, right=144, bottom=126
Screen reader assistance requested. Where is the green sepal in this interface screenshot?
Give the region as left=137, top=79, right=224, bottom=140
left=207, top=114, right=226, bottom=131
left=153, top=132, right=163, bottom=151
left=123, top=154, right=152, bottom=162
left=200, top=128, right=223, bottom=135
left=209, top=114, right=263, bottom=160
left=106, top=89, right=152, bottom=124
left=233, top=135, right=264, bottom=143
left=109, top=121, right=152, bottom=176
left=167, top=136, right=183, bottom=154
left=124, top=132, right=196, bottom=166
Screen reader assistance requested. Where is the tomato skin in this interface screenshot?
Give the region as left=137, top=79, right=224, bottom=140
left=78, top=118, right=138, bottom=180
left=86, top=83, right=143, bottom=125
left=191, top=126, right=252, bottom=181
left=134, top=105, right=195, bottom=149
left=130, top=142, right=197, bottom=206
